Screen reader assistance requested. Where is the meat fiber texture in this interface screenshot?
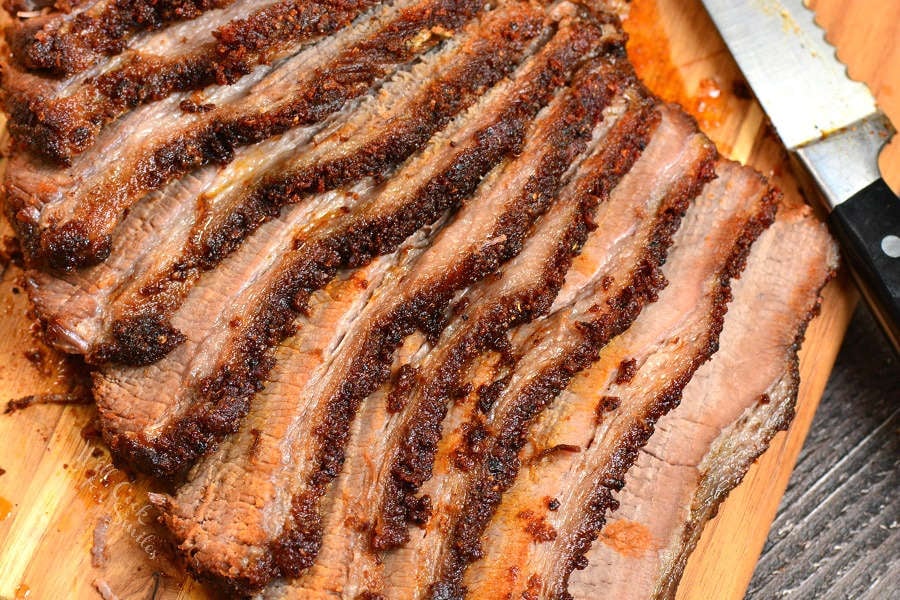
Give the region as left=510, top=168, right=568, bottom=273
left=0, top=0, right=840, bottom=598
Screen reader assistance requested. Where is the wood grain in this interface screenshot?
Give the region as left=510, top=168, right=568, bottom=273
left=809, top=0, right=900, bottom=192
left=648, top=0, right=895, bottom=597
left=0, top=0, right=889, bottom=598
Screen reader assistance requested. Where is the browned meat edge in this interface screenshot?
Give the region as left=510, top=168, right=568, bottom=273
left=4, top=0, right=379, bottom=162
left=13, top=0, right=488, bottom=271
left=100, top=11, right=615, bottom=477
left=543, top=193, right=780, bottom=600
left=93, top=5, right=616, bottom=367
left=425, top=138, right=724, bottom=600
left=158, top=56, right=625, bottom=593
left=6, top=0, right=233, bottom=75
left=373, top=94, right=659, bottom=550
left=651, top=235, right=837, bottom=599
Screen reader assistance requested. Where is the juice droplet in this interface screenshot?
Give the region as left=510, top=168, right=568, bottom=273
left=14, top=583, right=30, bottom=599
left=0, top=496, right=12, bottom=521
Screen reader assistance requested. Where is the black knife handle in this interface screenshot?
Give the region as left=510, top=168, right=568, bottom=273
left=829, top=178, right=900, bottom=352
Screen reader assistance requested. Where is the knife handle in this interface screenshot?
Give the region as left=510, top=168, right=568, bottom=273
left=828, top=178, right=900, bottom=352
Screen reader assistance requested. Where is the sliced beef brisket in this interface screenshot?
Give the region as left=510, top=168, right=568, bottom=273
left=373, top=89, right=657, bottom=553
left=29, top=0, right=580, bottom=364
left=95, top=24, right=615, bottom=478
left=456, top=160, right=777, bottom=600
left=5, top=0, right=490, bottom=270
left=154, top=58, right=622, bottom=591
left=151, top=247, right=419, bottom=594
left=378, top=103, right=718, bottom=599
left=0, top=2, right=840, bottom=598
left=568, top=207, right=838, bottom=600
left=3, top=0, right=380, bottom=162
left=272, top=74, right=657, bottom=600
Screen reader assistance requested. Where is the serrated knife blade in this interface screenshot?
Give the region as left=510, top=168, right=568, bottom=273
left=701, top=0, right=900, bottom=352
left=701, top=0, right=876, bottom=150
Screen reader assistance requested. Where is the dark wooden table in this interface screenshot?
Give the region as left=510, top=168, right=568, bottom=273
left=747, top=306, right=899, bottom=598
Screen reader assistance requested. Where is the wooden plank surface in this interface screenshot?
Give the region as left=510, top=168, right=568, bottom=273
left=809, top=0, right=900, bottom=192
left=0, top=0, right=892, bottom=598
left=668, top=0, right=899, bottom=597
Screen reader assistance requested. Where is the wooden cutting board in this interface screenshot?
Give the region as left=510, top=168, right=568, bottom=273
left=0, top=1, right=894, bottom=598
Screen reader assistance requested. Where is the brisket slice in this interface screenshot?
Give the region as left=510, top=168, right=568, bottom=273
left=25, top=126, right=320, bottom=357
left=276, top=78, right=657, bottom=600
left=4, top=0, right=379, bottom=162
left=28, top=0, right=570, bottom=365
left=153, top=59, right=623, bottom=592
left=373, top=90, right=657, bottom=552
left=568, top=207, right=838, bottom=600
left=378, top=103, right=717, bottom=599
left=89, top=5, right=617, bottom=475
left=456, top=160, right=778, bottom=600
left=151, top=247, right=419, bottom=594
left=5, top=0, right=231, bottom=75
left=259, top=331, right=433, bottom=600
left=5, top=0, right=489, bottom=270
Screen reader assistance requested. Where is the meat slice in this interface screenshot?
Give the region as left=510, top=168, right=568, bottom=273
left=373, top=93, right=657, bottom=551
left=28, top=0, right=592, bottom=364
left=5, top=0, right=231, bottom=75
left=82, top=5, right=618, bottom=473
left=377, top=103, right=718, bottom=599
left=271, top=77, right=657, bottom=600
left=259, top=332, right=433, bottom=600
left=454, top=160, right=777, bottom=600
left=4, top=0, right=491, bottom=270
left=153, top=56, right=624, bottom=592
left=149, top=248, right=416, bottom=594
left=568, top=207, right=838, bottom=600
left=4, top=0, right=380, bottom=162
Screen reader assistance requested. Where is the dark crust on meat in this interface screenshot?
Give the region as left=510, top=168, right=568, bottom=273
left=19, top=0, right=491, bottom=270
left=654, top=262, right=837, bottom=600
left=101, top=8, right=616, bottom=479
left=5, top=0, right=379, bottom=162
left=157, top=45, right=620, bottom=592
left=374, top=89, right=659, bottom=551
left=89, top=1, right=551, bottom=366
left=6, top=0, right=233, bottom=76
left=545, top=183, right=780, bottom=600
left=262, top=87, right=604, bottom=588
left=90, top=6, right=617, bottom=369
left=425, top=124, right=721, bottom=600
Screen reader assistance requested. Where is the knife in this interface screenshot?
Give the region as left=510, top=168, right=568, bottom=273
left=701, top=0, right=900, bottom=352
